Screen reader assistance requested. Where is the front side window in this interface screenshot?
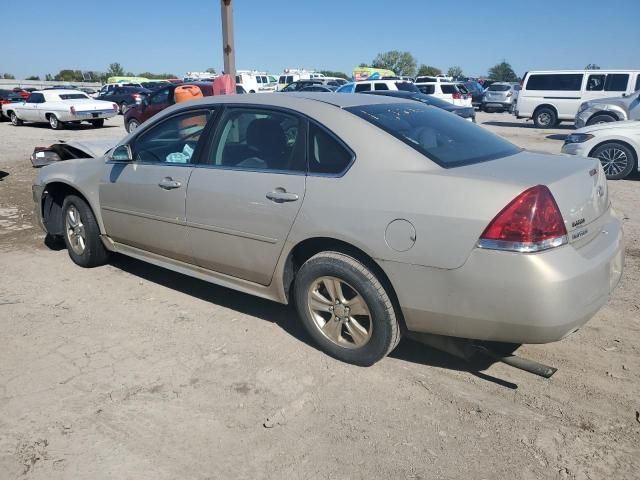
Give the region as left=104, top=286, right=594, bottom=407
left=417, top=84, right=435, bottom=94
left=587, top=74, right=605, bottom=91
left=346, top=103, right=521, bottom=168
left=525, top=74, right=583, bottom=91
left=279, top=76, right=285, bottom=83
left=26, top=93, right=44, bottom=103
left=605, top=74, right=629, bottom=92
left=132, top=110, right=212, bottom=164
left=308, top=123, right=353, bottom=175
left=207, top=109, right=305, bottom=172
left=286, top=76, right=294, bottom=84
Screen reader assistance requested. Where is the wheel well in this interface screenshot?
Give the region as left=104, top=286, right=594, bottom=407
left=587, top=112, right=619, bottom=123
left=589, top=140, right=638, bottom=166
left=283, top=237, right=407, bottom=332
left=41, top=182, right=90, bottom=236
left=533, top=104, right=558, bottom=117
left=44, top=112, right=55, bottom=120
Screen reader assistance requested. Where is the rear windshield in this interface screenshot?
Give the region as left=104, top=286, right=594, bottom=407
left=488, top=84, right=511, bottom=92
left=345, top=103, right=520, bottom=168
left=59, top=94, right=89, bottom=100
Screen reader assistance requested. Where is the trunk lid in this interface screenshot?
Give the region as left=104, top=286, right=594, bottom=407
left=458, top=151, right=609, bottom=246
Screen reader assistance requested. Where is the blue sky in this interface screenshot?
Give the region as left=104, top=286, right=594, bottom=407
left=3, top=0, right=639, bottom=79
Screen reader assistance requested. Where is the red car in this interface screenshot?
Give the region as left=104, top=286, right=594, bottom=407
left=0, top=89, right=23, bottom=119
left=12, top=88, right=30, bottom=99
left=123, top=82, right=213, bottom=132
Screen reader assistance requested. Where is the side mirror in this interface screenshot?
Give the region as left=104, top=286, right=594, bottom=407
left=111, top=145, right=132, bottom=162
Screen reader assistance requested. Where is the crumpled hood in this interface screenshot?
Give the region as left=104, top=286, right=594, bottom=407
left=576, top=120, right=640, bottom=135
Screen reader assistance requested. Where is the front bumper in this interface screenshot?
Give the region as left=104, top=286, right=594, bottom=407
left=381, top=209, right=624, bottom=344
left=560, top=142, right=592, bottom=157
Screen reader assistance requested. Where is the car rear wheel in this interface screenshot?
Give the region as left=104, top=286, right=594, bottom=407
left=533, top=107, right=557, bottom=129
left=48, top=114, right=63, bottom=130
left=586, top=114, right=616, bottom=126
left=90, top=119, right=105, bottom=128
left=61, top=195, right=109, bottom=268
left=10, top=112, right=23, bottom=126
left=126, top=118, right=140, bottom=133
left=119, top=102, right=129, bottom=114
left=591, top=142, right=636, bottom=180
left=293, top=252, right=401, bottom=366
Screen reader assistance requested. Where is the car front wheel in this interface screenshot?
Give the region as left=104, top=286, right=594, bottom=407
left=293, top=252, right=401, bottom=366
left=61, top=195, right=109, bottom=268
left=10, top=112, right=23, bottom=126
left=592, top=142, right=636, bottom=180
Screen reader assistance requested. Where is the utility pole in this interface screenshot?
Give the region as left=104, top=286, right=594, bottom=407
left=220, top=0, right=236, bottom=80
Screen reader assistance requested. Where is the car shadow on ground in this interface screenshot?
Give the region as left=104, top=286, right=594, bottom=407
left=107, top=253, right=519, bottom=388
left=14, top=123, right=120, bottom=131
left=481, top=120, right=574, bottom=130
left=0, top=171, right=8, bottom=181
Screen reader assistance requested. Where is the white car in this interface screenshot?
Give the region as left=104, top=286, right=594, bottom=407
left=335, top=80, right=419, bottom=93
left=561, top=120, right=639, bottom=180
left=414, top=82, right=472, bottom=107
left=516, top=70, right=640, bottom=128
left=3, top=90, right=118, bottom=129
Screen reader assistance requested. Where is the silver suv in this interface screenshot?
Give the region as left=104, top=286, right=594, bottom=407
left=575, top=90, right=640, bottom=129
left=481, top=82, right=520, bottom=113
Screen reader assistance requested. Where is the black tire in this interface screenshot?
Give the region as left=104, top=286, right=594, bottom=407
left=10, top=112, right=23, bottom=126
left=90, top=119, right=105, bottom=128
left=591, top=142, right=636, bottom=180
left=586, top=114, right=616, bottom=126
left=48, top=114, right=63, bottom=130
left=533, top=107, right=557, bottom=129
left=126, top=118, right=140, bottom=133
left=61, top=195, right=109, bottom=268
left=293, top=252, right=401, bottom=366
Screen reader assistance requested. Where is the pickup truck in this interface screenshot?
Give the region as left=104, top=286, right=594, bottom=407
left=2, top=89, right=118, bottom=129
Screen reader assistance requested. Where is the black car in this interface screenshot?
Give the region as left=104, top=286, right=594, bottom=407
left=281, top=79, right=342, bottom=92
left=97, top=85, right=152, bottom=114
left=361, top=90, right=476, bottom=122
left=463, top=81, right=485, bottom=109
left=300, top=85, right=336, bottom=92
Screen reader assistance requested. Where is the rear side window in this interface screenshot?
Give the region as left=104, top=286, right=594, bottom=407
left=355, top=83, right=371, bottom=92
left=635, top=76, right=640, bottom=92
left=604, top=74, right=629, bottom=91
left=525, top=74, right=583, bottom=91
left=346, top=103, right=521, bottom=168
left=374, top=83, right=389, bottom=91
left=58, top=94, right=89, bottom=100
left=587, top=74, right=605, bottom=91
left=488, top=84, right=510, bottom=92
left=308, top=123, right=353, bottom=175
left=417, top=84, right=435, bottom=94
left=278, top=76, right=285, bottom=83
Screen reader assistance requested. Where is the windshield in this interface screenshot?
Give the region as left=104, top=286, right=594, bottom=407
left=488, top=84, right=511, bottom=92
left=59, top=93, right=90, bottom=100
left=345, top=103, right=520, bottom=168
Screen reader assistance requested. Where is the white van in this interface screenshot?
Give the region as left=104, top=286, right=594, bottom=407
left=516, top=69, right=640, bottom=128
left=276, top=69, right=318, bottom=91
left=235, top=71, right=273, bottom=93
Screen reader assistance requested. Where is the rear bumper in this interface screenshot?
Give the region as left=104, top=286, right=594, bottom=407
left=60, top=110, right=117, bottom=122
left=481, top=101, right=513, bottom=109
left=381, top=210, right=624, bottom=344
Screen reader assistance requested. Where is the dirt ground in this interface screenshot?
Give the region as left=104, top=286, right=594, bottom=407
left=0, top=112, right=638, bottom=480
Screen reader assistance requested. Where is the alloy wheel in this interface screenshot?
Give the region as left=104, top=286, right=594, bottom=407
left=598, top=147, right=629, bottom=177
left=307, top=276, right=372, bottom=349
left=65, top=205, right=86, bottom=255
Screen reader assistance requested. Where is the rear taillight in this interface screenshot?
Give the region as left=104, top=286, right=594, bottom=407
left=478, top=185, right=567, bottom=253
left=452, top=92, right=461, bottom=99
left=133, top=94, right=141, bottom=101
left=70, top=106, right=76, bottom=114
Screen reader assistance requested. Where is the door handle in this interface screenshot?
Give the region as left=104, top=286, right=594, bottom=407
left=158, top=177, right=182, bottom=190
left=266, top=190, right=299, bottom=203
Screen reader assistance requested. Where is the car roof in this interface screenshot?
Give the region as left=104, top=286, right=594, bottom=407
left=36, top=89, right=85, bottom=95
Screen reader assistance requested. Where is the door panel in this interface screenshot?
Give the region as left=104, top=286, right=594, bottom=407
left=186, top=170, right=305, bottom=284
left=100, top=163, right=194, bottom=262
left=185, top=107, right=307, bottom=285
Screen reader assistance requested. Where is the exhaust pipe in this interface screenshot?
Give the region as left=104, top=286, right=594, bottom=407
left=407, top=332, right=557, bottom=379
